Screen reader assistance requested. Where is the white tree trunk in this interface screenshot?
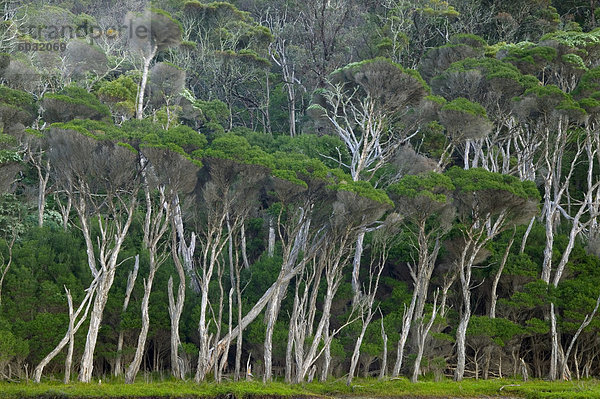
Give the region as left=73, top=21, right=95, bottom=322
left=115, top=256, right=139, bottom=377
left=268, top=216, right=276, bottom=257
left=351, top=231, right=365, bottom=304
left=136, top=47, right=157, bottom=120
left=392, top=291, right=417, bottom=377
left=33, top=276, right=97, bottom=382
left=125, top=265, right=157, bottom=383
left=412, top=290, right=438, bottom=383
left=490, top=233, right=514, bottom=318
left=79, top=205, right=136, bottom=382
left=64, top=288, right=75, bottom=384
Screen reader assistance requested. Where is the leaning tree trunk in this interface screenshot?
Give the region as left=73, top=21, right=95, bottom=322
left=455, top=245, right=477, bottom=382
left=347, top=302, right=375, bottom=386
left=380, top=317, right=388, bottom=379
left=392, top=288, right=417, bottom=377
left=79, top=271, right=116, bottom=382
left=33, top=276, right=97, bottom=382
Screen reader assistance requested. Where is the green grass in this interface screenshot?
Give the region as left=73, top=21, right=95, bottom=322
left=2, top=378, right=600, bottom=399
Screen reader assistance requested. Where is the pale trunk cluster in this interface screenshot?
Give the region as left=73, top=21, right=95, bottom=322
left=125, top=185, right=171, bottom=383
left=33, top=274, right=98, bottom=382
left=114, top=255, right=139, bottom=376
left=455, top=211, right=506, bottom=381
left=79, top=191, right=138, bottom=382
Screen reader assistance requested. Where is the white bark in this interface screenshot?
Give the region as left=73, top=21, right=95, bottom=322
left=79, top=197, right=138, bottom=382
left=115, top=255, right=139, bottom=377
left=268, top=216, right=276, bottom=257
left=125, top=184, right=171, bottom=383
left=0, top=235, right=15, bottom=308
left=560, top=292, right=600, bottom=380
left=412, top=290, right=439, bottom=383
left=33, top=275, right=97, bottom=382
left=455, top=211, right=506, bottom=381
left=351, top=231, right=365, bottom=304
left=63, top=287, right=75, bottom=384
left=392, top=288, right=417, bottom=377
left=490, top=232, right=515, bottom=318
left=136, top=46, right=157, bottom=120
left=379, top=317, right=388, bottom=380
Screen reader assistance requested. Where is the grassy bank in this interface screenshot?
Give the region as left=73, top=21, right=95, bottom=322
left=1, top=378, right=600, bottom=399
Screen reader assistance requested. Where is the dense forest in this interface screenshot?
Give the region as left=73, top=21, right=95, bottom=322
left=2, top=0, right=600, bottom=386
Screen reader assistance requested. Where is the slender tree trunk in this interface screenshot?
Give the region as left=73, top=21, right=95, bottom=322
left=560, top=292, right=600, bottom=380
left=34, top=276, right=97, bottom=382
left=392, top=290, right=417, bottom=377
left=169, top=225, right=187, bottom=379
left=347, top=304, right=374, bottom=386
left=320, top=325, right=331, bottom=382
left=0, top=235, right=15, bottom=308
left=79, top=207, right=136, bottom=382
left=520, top=216, right=535, bottom=254
left=64, top=288, right=75, bottom=384
left=455, top=297, right=470, bottom=381
left=490, top=232, right=515, bottom=318
left=241, top=223, right=250, bottom=269
left=351, top=231, right=365, bottom=304
left=36, top=160, right=50, bottom=227
left=115, top=256, right=140, bottom=377
left=268, top=216, right=276, bottom=257
left=125, top=264, right=157, bottom=383
left=263, top=293, right=279, bottom=382
left=234, top=262, right=243, bottom=381
left=285, top=286, right=299, bottom=383
left=379, top=318, right=388, bottom=380
left=412, top=291, right=438, bottom=383
left=136, top=47, right=157, bottom=120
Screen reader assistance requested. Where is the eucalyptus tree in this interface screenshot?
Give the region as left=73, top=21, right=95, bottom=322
left=309, top=57, right=428, bottom=302
left=377, top=0, right=460, bottom=68
left=446, top=167, right=539, bottom=381
left=576, top=68, right=600, bottom=257
left=124, top=145, right=199, bottom=383
left=517, top=81, right=600, bottom=380
left=262, top=155, right=338, bottom=382
left=386, top=172, right=455, bottom=379
left=175, top=1, right=273, bottom=130
left=289, top=186, right=391, bottom=383
left=0, top=132, right=21, bottom=309
left=418, top=34, right=486, bottom=84
left=431, top=57, right=538, bottom=176
left=45, top=128, right=142, bottom=383
left=126, top=8, right=182, bottom=120
left=264, top=6, right=303, bottom=136
left=147, top=62, right=186, bottom=129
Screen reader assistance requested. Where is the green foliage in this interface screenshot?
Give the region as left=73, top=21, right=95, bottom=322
left=203, top=133, right=273, bottom=168
left=450, top=33, right=487, bottom=48
left=436, top=57, right=539, bottom=92
left=0, top=85, right=37, bottom=116
left=441, top=97, right=487, bottom=117
left=446, top=167, right=540, bottom=202
left=43, top=86, right=111, bottom=123
left=467, top=316, right=523, bottom=347
left=388, top=172, right=454, bottom=204
left=330, top=179, right=392, bottom=206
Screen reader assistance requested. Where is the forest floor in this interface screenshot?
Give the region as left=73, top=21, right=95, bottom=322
left=0, top=378, right=599, bottom=399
